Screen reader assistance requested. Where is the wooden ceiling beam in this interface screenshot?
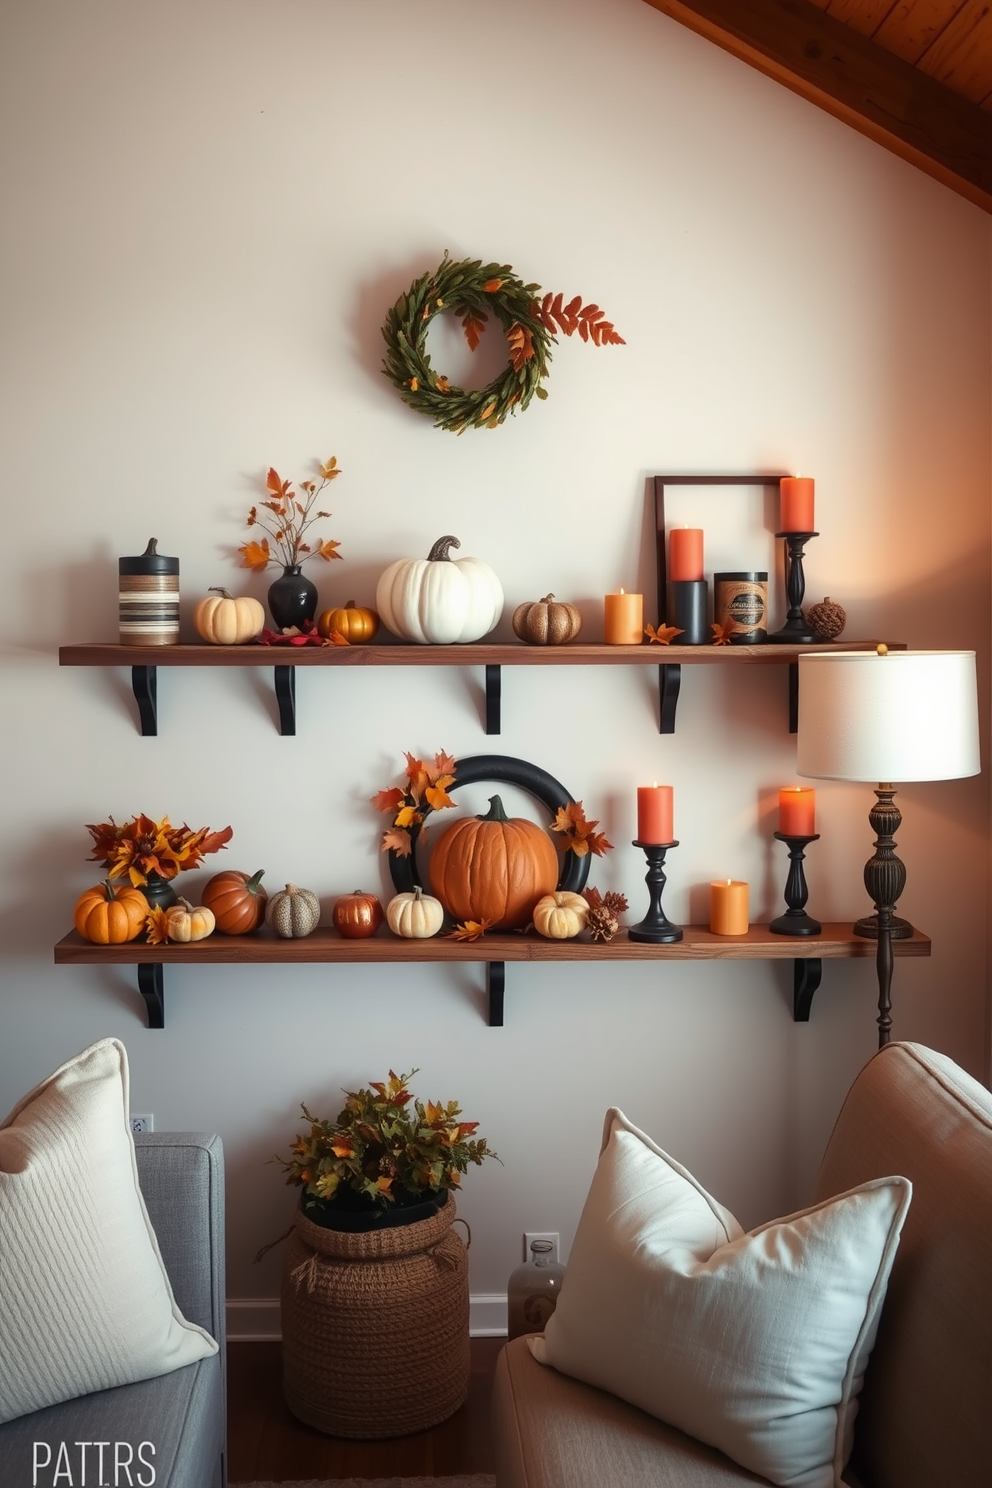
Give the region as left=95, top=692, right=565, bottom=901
left=642, top=0, right=992, bottom=214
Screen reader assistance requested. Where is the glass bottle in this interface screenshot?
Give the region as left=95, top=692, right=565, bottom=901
left=507, top=1239, right=566, bottom=1340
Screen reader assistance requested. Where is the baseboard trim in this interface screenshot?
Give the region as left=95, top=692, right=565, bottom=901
left=227, top=1294, right=508, bottom=1341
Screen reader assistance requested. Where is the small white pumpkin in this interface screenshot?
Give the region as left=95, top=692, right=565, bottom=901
left=376, top=535, right=503, bottom=644
left=533, top=891, right=589, bottom=940
left=164, top=898, right=216, bottom=943
left=386, top=885, right=445, bottom=939
left=194, top=588, right=265, bottom=645
left=266, top=883, right=321, bottom=939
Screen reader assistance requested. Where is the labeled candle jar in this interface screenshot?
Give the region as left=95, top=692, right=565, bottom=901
left=714, top=572, right=768, bottom=643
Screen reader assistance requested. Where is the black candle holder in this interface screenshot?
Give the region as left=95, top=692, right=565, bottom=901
left=767, top=531, right=819, bottom=644
left=628, top=840, right=683, bottom=943
left=769, top=832, right=822, bottom=936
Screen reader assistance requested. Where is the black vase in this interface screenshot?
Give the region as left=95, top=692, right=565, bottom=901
left=141, top=871, right=177, bottom=911
left=267, top=565, right=318, bottom=630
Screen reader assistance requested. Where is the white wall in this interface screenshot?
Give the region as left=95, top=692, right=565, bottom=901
left=2, top=0, right=989, bottom=1325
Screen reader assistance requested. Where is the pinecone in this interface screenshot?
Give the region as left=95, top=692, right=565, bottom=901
left=584, top=888, right=628, bottom=943
left=805, top=596, right=846, bottom=640
left=587, top=905, right=621, bottom=942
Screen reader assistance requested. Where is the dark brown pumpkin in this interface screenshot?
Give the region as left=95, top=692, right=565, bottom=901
left=428, top=794, right=559, bottom=930
left=202, top=869, right=268, bottom=934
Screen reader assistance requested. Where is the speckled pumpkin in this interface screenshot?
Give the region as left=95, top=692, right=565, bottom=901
left=267, top=883, right=321, bottom=939
left=428, top=794, right=559, bottom=931
left=512, top=594, right=582, bottom=645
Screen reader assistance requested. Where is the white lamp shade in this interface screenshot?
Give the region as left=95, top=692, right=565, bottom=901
left=797, top=650, right=980, bottom=783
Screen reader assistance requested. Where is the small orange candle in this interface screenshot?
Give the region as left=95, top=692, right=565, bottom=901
left=780, top=476, right=815, bottom=532
left=637, top=784, right=673, bottom=844
left=710, top=880, right=749, bottom=936
left=668, top=528, right=704, bottom=582
left=779, top=787, right=816, bottom=836
left=604, top=588, right=643, bottom=644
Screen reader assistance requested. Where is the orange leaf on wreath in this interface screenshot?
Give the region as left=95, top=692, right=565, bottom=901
left=371, top=787, right=405, bottom=814
left=381, top=826, right=413, bottom=856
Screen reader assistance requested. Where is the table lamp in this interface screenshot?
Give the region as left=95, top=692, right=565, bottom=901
left=796, top=646, right=980, bottom=1045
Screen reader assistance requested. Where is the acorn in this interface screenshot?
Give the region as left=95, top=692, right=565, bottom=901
left=805, top=596, right=846, bottom=641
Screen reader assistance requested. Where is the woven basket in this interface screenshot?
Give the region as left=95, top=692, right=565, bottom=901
left=281, top=1196, right=470, bottom=1438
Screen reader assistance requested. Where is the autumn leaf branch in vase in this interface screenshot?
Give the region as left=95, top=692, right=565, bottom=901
left=239, top=458, right=344, bottom=573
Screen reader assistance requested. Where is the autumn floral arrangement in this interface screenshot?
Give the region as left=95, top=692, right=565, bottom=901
left=275, top=1069, right=499, bottom=1221
left=238, top=458, right=343, bottom=574
left=381, top=254, right=624, bottom=433
left=86, top=813, right=233, bottom=887
left=371, top=750, right=458, bottom=856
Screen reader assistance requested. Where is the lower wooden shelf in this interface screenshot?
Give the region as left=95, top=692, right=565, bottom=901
left=54, top=923, right=931, bottom=1029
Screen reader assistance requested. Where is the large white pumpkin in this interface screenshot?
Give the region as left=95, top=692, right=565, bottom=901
left=376, top=534, right=503, bottom=644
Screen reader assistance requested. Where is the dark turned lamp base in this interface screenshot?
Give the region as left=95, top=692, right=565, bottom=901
left=628, top=840, right=683, bottom=943
left=769, top=832, right=821, bottom=936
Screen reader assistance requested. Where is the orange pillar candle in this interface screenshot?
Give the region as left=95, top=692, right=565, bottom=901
left=710, top=880, right=749, bottom=935
left=668, top=528, right=704, bottom=582
left=637, top=784, right=673, bottom=844
left=779, top=477, right=815, bottom=532
left=779, top=787, right=816, bottom=836
left=604, top=589, right=643, bottom=644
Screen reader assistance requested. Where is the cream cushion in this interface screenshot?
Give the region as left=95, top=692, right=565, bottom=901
left=531, top=1108, right=911, bottom=1488
left=0, top=1037, right=217, bottom=1423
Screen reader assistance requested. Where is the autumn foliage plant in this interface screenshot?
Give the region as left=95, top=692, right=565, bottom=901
left=239, top=457, right=343, bottom=573
left=85, top=814, right=233, bottom=886
left=276, top=1069, right=498, bottom=1219
left=371, top=750, right=458, bottom=857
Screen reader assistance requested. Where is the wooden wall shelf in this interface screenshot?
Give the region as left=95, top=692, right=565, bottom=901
left=58, top=640, right=898, bottom=737
left=53, top=924, right=931, bottom=1030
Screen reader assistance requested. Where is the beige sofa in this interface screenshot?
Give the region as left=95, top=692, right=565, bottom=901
left=492, top=1041, right=992, bottom=1488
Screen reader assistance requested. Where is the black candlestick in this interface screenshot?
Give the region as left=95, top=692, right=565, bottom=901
left=769, top=832, right=822, bottom=936
left=767, top=531, right=819, bottom=644
left=628, top=840, right=683, bottom=943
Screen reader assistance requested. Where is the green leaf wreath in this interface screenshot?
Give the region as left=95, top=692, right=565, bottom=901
left=381, top=254, right=624, bottom=433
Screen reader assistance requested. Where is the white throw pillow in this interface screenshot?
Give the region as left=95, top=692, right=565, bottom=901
left=531, top=1107, right=911, bottom=1488
left=0, top=1037, right=217, bottom=1423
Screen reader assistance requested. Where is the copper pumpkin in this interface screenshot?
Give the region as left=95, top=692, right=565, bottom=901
left=332, top=891, right=384, bottom=939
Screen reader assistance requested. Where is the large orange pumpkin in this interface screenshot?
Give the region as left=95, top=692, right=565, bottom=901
left=428, top=794, right=559, bottom=930
left=202, top=869, right=268, bottom=934
left=74, top=879, right=149, bottom=944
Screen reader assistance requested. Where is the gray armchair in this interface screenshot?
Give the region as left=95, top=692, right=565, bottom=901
left=0, top=1132, right=226, bottom=1488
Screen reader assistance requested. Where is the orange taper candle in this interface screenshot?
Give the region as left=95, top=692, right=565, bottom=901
left=780, top=477, right=815, bottom=532
left=637, top=784, right=673, bottom=844
left=710, top=880, right=749, bottom=936
left=779, top=787, right=816, bottom=836
left=668, top=528, right=704, bottom=582
left=604, top=588, right=643, bottom=644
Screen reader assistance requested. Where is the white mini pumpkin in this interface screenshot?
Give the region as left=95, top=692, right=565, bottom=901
left=266, top=883, right=321, bottom=939
left=194, top=588, right=265, bottom=645
left=164, top=899, right=216, bottom=943
left=386, top=885, right=445, bottom=939
left=533, top=891, right=589, bottom=940
left=376, top=535, right=503, bottom=644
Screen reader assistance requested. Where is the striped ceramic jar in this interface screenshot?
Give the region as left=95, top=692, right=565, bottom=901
left=119, top=538, right=180, bottom=645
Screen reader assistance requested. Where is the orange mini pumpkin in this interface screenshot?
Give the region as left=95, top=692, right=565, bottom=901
left=428, top=794, right=559, bottom=930
left=202, top=869, right=268, bottom=934
left=74, top=879, right=149, bottom=944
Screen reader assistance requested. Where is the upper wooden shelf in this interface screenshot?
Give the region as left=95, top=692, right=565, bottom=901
left=58, top=640, right=899, bottom=738
left=54, top=922, right=931, bottom=1030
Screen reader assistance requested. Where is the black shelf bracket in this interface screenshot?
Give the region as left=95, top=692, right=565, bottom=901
left=659, top=663, right=681, bottom=733
left=132, top=666, right=158, bottom=736
left=137, top=963, right=165, bottom=1028
left=488, top=960, right=505, bottom=1026
left=485, top=665, right=501, bottom=734
left=274, top=665, right=296, bottom=735
left=793, top=958, right=822, bottom=1021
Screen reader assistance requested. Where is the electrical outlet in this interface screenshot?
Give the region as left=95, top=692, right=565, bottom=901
left=524, top=1231, right=559, bottom=1264
left=130, top=1113, right=154, bottom=1134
